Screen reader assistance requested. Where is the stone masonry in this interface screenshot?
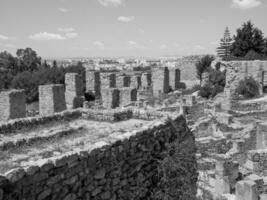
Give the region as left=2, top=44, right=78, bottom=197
left=152, top=67, right=170, bottom=98
left=0, top=115, right=197, bottom=200
left=119, top=88, right=137, bottom=107
left=86, top=70, right=101, bottom=99
left=101, top=88, right=120, bottom=109
left=0, top=90, right=26, bottom=121
left=39, top=84, right=66, bottom=116
left=65, top=73, right=84, bottom=109
left=169, top=68, right=181, bottom=90
left=100, top=72, right=117, bottom=95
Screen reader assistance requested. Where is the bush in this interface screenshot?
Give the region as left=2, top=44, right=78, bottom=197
left=199, top=83, right=213, bottom=99
left=236, top=77, right=259, bottom=98
left=183, top=84, right=201, bottom=95
left=176, top=82, right=186, bottom=90
left=244, top=50, right=264, bottom=60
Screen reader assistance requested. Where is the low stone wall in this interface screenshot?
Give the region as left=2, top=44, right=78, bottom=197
left=0, top=110, right=82, bottom=135
left=0, top=115, right=197, bottom=200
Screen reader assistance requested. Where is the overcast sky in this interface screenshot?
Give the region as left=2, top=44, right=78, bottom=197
left=0, top=0, right=266, bottom=58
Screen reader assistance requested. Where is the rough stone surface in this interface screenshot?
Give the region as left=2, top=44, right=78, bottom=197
left=169, top=68, right=181, bottom=90
left=0, top=115, right=196, bottom=200
left=39, top=84, right=66, bottom=116
left=0, top=90, right=26, bottom=121
left=65, top=73, right=84, bottom=109
left=86, top=70, right=101, bottom=99
left=101, top=88, right=120, bottom=109
left=152, top=67, right=169, bottom=97
left=119, top=88, right=137, bottom=106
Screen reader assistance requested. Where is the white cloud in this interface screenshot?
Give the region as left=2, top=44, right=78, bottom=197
left=194, top=45, right=205, bottom=51
left=160, top=44, right=167, bottom=49
left=117, top=16, right=135, bottom=22
left=93, top=41, right=104, bottom=46
left=138, top=29, right=145, bottom=34
left=29, top=32, right=78, bottom=41
left=59, top=7, right=69, bottom=12
left=0, top=34, right=9, bottom=40
left=58, top=28, right=75, bottom=32
left=231, top=0, right=261, bottom=9
left=128, top=41, right=137, bottom=45
left=65, top=32, right=78, bottom=38
left=98, top=0, right=124, bottom=7
left=29, top=32, right=65, bottom=41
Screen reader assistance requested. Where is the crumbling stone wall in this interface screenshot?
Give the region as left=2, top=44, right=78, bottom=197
left=119, top=88, right=137, bottom=107
left=65, top=73, right=84, bottom=109
left=141, top=72, right=151, bottom=89
left=169, top=68, right=180, bottom=90
left=223, top=61, right=267, bottom=100
left=130, top=74, right=142, bottom=89
left=86, top=70, right=101, bottom=99
left=100, top=72, right=117, bottom=95
left=39, top=84, right=66, bottom=116
left=101, top=88, right=120, bottom=109
left=152, top=67, right=169, bottom=98
left=0, top=115, right=197, bottom=200
left=0, top=90, right=26, bottom=121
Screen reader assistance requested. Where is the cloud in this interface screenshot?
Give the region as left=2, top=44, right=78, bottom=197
left=194, top=45, right=205, bottom=51
left=160, top=44, right=167, bottom=49
left=138, top=29, right=145, bottom=34
left=231, top=0, right=261, bottom=9
left=65, top=32, right=78, bottom=38
left=93, top=41, right=104, bottom=46
left=117, top=16, right=135, bottom=22
left=0, top=34, right=9, bottom=40
left=29, top=32, right=78, bottom=41
left=98, top=0, right=124, bottom=7
left=59, top=7, right=70, bottom=12
left=128, top=41, right=137, bottom=45
left=58, top=28, right=75, bottom=32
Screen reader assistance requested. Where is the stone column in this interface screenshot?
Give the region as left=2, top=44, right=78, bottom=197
left=65, top=73, right=84, bottom=109
left=101, top=88, right=120, bottom=109
left=152, top=67, right=169, bottom=98
left=119, top=88, right=137, bottom=107
left=0, top=90, right=26, bottom=121
left=86, top=70, right=101, bottom=99
left=39, top=84, right=66, bottom=116
left=169, top=68, right=181, bottom=90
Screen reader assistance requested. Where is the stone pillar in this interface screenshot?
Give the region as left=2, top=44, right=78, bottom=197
left=100, top=72, right=117, bottom=93
left=119, top=88, right=137, bottom=107
left=65, top=73, right=84, bottom=109
left=39, top=84, right=66, bottom=116
left=152, top=67, right=169, bottom=98
left=214, top=158, right=239, bottom=196
left=169, top=68, right=181, bottom=90
left=86, top=70, right=101, bottom=99
left=0, top=90, right=26, bottom=121
left=101, top=88, right=120, bottom=109
left=130, top=75, right=142, bottom=89
left=256, top=122, right=267, bottom=149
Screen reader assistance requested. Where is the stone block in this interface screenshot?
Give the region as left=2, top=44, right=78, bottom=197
left=86, top=70, right=101, bottom=98
left=39, top=84, right=66, bottom=116
left=119, top=88, right=137, bottom=107
left=169, top=68, right=180, bottom=90
left=0, top=89, right=26, bottom=121
left=152, top=67, right=169, bottom=97
left=102, top=88, right=120, bottom=109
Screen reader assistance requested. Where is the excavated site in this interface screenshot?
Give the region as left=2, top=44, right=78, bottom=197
left=1, top=61, right=267, bottom=200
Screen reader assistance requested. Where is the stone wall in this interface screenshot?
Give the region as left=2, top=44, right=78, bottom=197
left=119, top=88, right=137, bottom=107
left=39, top=84, right=66, bottom=116
left=152, top=67, right=169, bottom=98
left=0, top=115, right=197, bottom=200
left=169, top=68, right=180, bottom=90
left=101, top=88, right=120, bottom=109
left=223, top=61, right=267, bottom=100
left=65, top=73, right=84, bottom=109
left=0, top=90, right=26, bottom=121
left=86, top=70, right=101, bottom=99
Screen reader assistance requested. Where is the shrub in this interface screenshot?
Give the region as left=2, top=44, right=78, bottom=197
left=199, top=83, right=213, bottom=99
left=244, top=50, right=263, bottom=60
left=176, top=82, right=186, bottom=90
left=236, top=77, right=259, bottom=98
left=183, top=84, right=201, bottom=95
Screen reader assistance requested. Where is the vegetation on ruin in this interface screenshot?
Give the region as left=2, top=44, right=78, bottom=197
left=152, top=117, right=198, bottom=200
left=236, top=77, right=259, bottom=99
left=0, top=48, right=85, bottom=103
left=195, top=55, right=215, bottom=85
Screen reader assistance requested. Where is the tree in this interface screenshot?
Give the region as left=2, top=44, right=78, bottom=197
left=217, top=27, right=233, bottom=59
left=16, top=48, right=41, bottom=72
left=231, top=21, right=265, bottom=57
left=195, top=55, right=214, bottom=85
